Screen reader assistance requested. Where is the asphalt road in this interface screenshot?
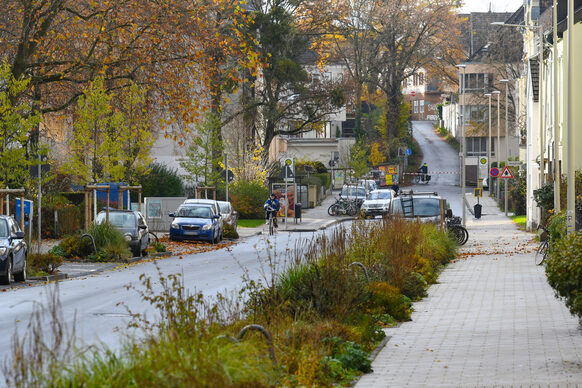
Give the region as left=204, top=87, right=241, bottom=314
left=409, top=120, right=463, bottom=215
left=0, top=230, right=325, bottom=374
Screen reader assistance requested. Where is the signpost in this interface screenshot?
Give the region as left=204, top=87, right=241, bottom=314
left=500, top=166, right=514, bottom=179
left=281, top=158, right=294, bottom=229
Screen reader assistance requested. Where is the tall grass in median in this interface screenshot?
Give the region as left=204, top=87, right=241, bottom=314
left=5, top=217, right=456, bottom=387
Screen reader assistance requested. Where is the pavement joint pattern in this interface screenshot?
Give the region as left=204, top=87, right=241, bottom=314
left=356, top=195, right=582, bottom=387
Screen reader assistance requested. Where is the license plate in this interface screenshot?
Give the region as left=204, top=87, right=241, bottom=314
left=184, top=231, right=199, bottom=236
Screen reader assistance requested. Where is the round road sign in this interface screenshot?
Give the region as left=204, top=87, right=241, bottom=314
left=490, top=167, right=500, bottom=177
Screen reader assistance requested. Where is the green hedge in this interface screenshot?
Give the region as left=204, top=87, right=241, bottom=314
left=229, top=181, right=269, bottom=219
left=545, top=231, right=582, bottom=318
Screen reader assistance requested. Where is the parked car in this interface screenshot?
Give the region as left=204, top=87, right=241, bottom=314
left=341, top=185, right=367, bottom=208
left=169, top=204, right=223, bottom=243
left=216, top=201, right=238, bottom=229
left=183, top=198, right=221, bottom=217
left=389, top=190, right=449, bottom=223
left=0, top=215, right=27, bottom=285
left=95, top=210, right=150, bottom=257
left=357, top=179, right=378, bottom=194
left=361, top=189, right=396, bottom=218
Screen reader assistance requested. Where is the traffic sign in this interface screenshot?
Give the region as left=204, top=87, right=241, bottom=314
left=411, top=91, right=416, bottom=97
left=406, top=148, right=412, bottom=156
left=474, top=188, right=482, bottom=197
left=500, top=166, right=514, bottom=179
left=479, top=157, right=488, bottom=166
left=490, top=167, right=499, bottom=177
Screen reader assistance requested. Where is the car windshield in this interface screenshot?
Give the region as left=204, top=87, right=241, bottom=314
left=412, top=198, right=441, bottom=217
left=176, top=206, right=212, bottom=218
left=341, top=187, right=366, bottom=198
left=368, top=191, right=392, bottom=200
left=96, top=212, right=136, bottom=228
left=0, top=220, right=8, bottom=237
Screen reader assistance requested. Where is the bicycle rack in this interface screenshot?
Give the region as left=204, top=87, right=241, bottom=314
left=348, top=262, right=370, bottom=283
left=216, top=324, right=277, bottom=365
left=79, top=233, right=97, bottom=254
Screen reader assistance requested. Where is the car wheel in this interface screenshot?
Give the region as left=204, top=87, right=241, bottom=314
left=0, top=258, right=13, bottom=285
left=14, top=258, right=26, bottom=282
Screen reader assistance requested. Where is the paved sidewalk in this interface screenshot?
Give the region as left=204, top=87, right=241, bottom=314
left=357, top=195, right=582, bottom=386
left=238, top=191, right=352, bottom=236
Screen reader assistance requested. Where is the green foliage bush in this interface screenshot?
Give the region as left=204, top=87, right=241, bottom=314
left=366, top=282, right=411, bottom=321
left=545, top=231, right=582, bottom=318
left=324, top=337, right=372, bottom=373
left=152, top=241, right=167, bottom=252
left=223, top=223, right=239, bottom=239
left=28, top=253, right=63, bottom=275
left=86, top=222, right=130, bottom=261
left=138, top=162, right=185, bottom=197
left=509, top=169, right=527, bottom=215
left=56, top=234, right=92, bottom=258
left=230, top=181, right=269, bottom=219
left=402, top=272, right=427, bottom=300
left=296, top=160, right=328, bottom=173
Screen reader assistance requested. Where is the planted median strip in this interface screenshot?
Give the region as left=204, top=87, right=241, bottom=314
left=6, top=217, right=457, bottom=387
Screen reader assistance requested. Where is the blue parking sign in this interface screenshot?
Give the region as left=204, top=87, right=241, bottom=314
left=15, top=199, right=33, bottom=228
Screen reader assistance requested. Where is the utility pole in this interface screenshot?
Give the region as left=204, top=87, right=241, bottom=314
left=457, top=64, right=467, bottom=226
left=566, top=0, right=575, bottom=233
left=493, top=90, right=501, bottom=200
left=500, top=79, right=510, bottom=216
left=485, top=92, right=492, bottom=191
left=553, top=0, right=560, bottom=212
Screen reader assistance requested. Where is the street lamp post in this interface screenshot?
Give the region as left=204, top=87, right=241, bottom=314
left=500, top=79, right=509, bottom=216
left=493, top=90, right=501, bottom=199
left=485, top=93, right=492, bottom=192
left=456, top=64, right=467, bottom=226
left=567, top=0, right=575, bottom=233
left=553, top=0, right=560, bottom=212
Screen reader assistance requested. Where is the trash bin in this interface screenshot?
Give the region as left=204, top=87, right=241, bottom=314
left=474, top=203, right=482, bottom=219
left=294, top=203, right=302, bottom=223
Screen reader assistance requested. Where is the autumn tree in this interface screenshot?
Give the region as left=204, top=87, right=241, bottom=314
left=0, top=0, right=259, bottom=141
left=0, top=61, right=40, bottom=187
left=63, top=78, right=153, bottom=184
left=234, top=0, right=345, bottom=155
left=180, top=113, right=225, bottom=188
left=368, top=142, right=385, bottom=166
left=316, top=0, right=463, bottom=144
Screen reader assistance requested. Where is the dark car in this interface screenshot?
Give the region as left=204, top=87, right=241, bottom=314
left=169, top=204, right=223, bottom=243
left=95, top=210, right=150, bottom=257
left=0, top=215, right=27, bottom=285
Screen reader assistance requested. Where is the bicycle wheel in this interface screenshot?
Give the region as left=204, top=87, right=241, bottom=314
left=449, top=226, right=465, bottom=245
left=460, top=226, right=469, bottom=245
left=535, top=240, right=549, bottom=266
left=414, top=175, right=420, bottom=184
left=328, top=204, right=338, bottom=216
left=269, top=218, right=275, bottom=235
left=347, top=203, right=358, bottom=216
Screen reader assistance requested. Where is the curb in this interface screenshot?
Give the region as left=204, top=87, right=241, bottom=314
left=29, top=273, right=69, bottom=282
left=284, top=217, right=356, bottom=233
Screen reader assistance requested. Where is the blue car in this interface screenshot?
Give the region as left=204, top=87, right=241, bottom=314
left=169, top=204, right=223, bottom=243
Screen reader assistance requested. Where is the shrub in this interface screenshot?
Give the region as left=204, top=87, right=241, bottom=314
left=152, top=242, right=167, bottom=252
left=230, top=181, right=269, bottom=219
left=323, top=337, right=371, bottom=373
left=86, top=222, right=130, bottom=261
left=28, top=253, right=63, bottom=275
left=223, top=223, right=239, bottom=239
left=545, top=231, right=582, bottom=318
left=56, top=234, right=92, bottom=258
left=366, top=282, right=411, bottom=321
left=402, top=272, right=427, bottom=300
left=509, top=169, right=527, bottom=215
left=138, top=162, right=185, bottom=197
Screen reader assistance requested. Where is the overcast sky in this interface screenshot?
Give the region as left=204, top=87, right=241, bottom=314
left=459, top=0, right=524, bottom=13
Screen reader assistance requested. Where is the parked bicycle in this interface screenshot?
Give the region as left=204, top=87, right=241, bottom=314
left=535, top=224, right=550, bottom=266
left=328, top=196, right=358, bottom=216
left=445, top=215, right=468, bottom=245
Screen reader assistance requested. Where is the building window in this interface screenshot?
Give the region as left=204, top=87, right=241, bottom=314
left=419, top=100, right=424, bottom=113
left=463, top=73, right=494, bottom=92
left=414, top=100, right=418, bottom=113
left=466, top=137, right=493, bottom=156
left=464, top=105, right=486, bottom=123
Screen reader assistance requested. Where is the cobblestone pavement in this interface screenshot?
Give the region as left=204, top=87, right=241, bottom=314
left=356, top=195, right=582, bottom=387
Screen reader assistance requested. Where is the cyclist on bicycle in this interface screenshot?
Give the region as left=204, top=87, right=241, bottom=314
left=418, top=163, right=428, bottom=183
left=264, top=193, right=280, bottom=228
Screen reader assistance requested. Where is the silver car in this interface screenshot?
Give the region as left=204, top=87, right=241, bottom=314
left=361, top=189, right=396, bottom=218
left=216, top=201, right=238, bottom=229
left=0, top=215, right=27, bottom=284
